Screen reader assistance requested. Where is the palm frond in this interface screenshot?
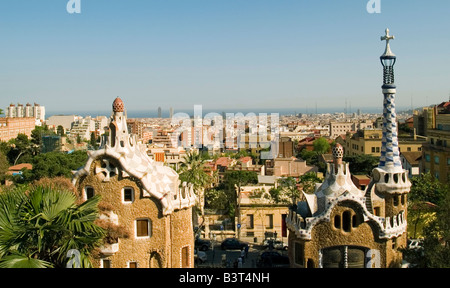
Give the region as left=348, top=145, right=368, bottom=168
left=0, top=254, right=53, bottom=268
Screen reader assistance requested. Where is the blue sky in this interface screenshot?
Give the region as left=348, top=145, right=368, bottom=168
left=1, top=0, right=450, bottom=115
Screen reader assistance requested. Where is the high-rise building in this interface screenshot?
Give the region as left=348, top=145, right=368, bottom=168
left=158, top=107, right=162, bottom=118
left=6, top=103, right=45, bottom=126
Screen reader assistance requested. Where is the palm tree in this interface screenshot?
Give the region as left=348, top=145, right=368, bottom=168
left=178, top=150, right=212, bottom=195
left=0, top=185, right=105, bottom=268
left=177, top=150, right=212, bottom=232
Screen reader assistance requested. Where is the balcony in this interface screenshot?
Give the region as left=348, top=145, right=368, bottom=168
left=100, top=243, right=119, bottom=256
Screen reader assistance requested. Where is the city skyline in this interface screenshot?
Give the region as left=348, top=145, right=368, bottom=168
left=1, top=1, right=450, bottom=114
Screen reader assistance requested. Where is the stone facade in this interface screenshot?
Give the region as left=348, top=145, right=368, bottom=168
left=73, top=97, right=196, bottom=268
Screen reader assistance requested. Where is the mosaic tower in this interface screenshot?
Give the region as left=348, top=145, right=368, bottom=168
left=378, top=28, right=403, bottom=171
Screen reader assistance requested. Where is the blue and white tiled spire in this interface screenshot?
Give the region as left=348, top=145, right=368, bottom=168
left=379, top=29, right=403, bottom=173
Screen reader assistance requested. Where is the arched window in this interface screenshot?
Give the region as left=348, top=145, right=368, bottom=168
left=334, top=215, right=341, bottom=229
left=109, top=123, right=116, bottom=147
left=342, top=211, right=351, bottom=232
left=85, top=186, right=95, bottom=200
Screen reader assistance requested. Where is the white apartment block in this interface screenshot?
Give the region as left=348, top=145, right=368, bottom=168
left=329, top=120, right=373, bottom=139
left=6, top=103, right=45, bottom=126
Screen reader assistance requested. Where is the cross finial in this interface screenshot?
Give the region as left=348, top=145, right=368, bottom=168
left=381, top=28, right=395, bottom=57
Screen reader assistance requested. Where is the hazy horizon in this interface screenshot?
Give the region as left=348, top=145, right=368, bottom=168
left=2, top=1, right=450, bottom=113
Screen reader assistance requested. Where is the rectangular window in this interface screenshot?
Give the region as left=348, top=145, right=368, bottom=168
left=128, top=262, right=138, bottom=268
left=182, top=246, right=190, bottom=268
left=136, top=219, right=151, bottom=237
left=247, top=214, right=254, bottom=229
left=434, top=156, right=440, bottom=164
left=265, top=214, right=274, bottom=229
left=102, top=259, right=111, bottom=268
left=123, top=187, right=134, bottom=202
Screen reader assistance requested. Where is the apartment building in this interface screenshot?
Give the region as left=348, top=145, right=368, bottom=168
left=0, top=117, right=35, bottom=142
left=420, top=101, right=450, bottom=183
left=343, top=129, right=426, bottom=157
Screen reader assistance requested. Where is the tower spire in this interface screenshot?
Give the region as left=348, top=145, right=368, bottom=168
left=379, top=28, right=402, bottom=172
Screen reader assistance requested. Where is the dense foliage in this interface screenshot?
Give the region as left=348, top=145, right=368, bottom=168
left=405, top=172, right=450, bottom=268
left=0, top=184, right=105, bottom=268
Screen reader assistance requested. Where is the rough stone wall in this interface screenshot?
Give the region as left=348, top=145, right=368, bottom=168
left=169, top=208, right=194, bottom=268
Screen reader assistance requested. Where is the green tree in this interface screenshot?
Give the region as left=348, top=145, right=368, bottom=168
left=299, top=149, right=317, bottom=164
left=298, top=149, right=326, bottom=173
left=405, top=190, right=450, bottom=268
left=8, top=134, right=36, bottom=165
left=0, top=185, right=105, bottom=268
left=223, top=170, right=258, bottom=238
left=57, top=126, right=65, bottom=137
left=299, top=172, right=322, bottom=194
left=343, top=154, right=379, bottom=175
left=0, top=142, right=11, bottom=161
left=31, top=126, right=47, bottom=148
left=407, top=172, right=448, bottom=239
left=0, top=151, right=9, bottom=184
left=421, top=190, right=450, bottom=268
left=313, top=137, right=331, bottom=154
left=204, top=188, right=229, bottom=210
left=178, top=150, right=212, bottom=231
left=409, top=172, right=447, bottom=205
left=273, top=177, right=300, bottom=206
left=90, top=132, right=99, bottom=150
left=178, top=150, right=212, bottom=196
left=27, top=151, right=88, bottom=182
left=404, top=172, right=450, bottom=267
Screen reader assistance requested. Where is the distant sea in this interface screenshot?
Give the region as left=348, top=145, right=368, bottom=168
left=46, top=106, right=397, bottom=119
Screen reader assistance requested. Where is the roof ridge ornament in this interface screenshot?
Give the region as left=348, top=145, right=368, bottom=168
left=381, top=28, right=395, bottom=57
